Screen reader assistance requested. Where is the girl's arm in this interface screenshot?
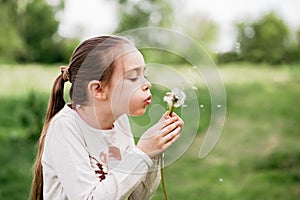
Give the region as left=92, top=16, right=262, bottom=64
left=128, top=158, right=161, bottom=200
left=43, top=117, right=153, bottom=200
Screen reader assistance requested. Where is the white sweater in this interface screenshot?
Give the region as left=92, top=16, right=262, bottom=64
left=42, top=105, right=160, bottom=200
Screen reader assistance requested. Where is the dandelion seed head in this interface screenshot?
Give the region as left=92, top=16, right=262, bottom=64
left=163, top=88, right=186, bottom=108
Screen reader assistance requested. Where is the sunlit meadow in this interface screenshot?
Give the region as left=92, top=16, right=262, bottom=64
left=0, top=63, right=299, bottom=199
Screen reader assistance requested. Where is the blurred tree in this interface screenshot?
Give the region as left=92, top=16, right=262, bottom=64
left=0, top=0, right=76, bottom=63
left=297, top=30, right=300, bottom=47
left=236, top=12, right=290, bottom=64
left=176, top=13, right=218, bottom=48
left=17, top=0, right=66, bottom=62
left=283, top=29, right=300, bottom=64
left=115, top=0, right=178, bottom=64
left=174, top=12, right=219, bottom=61
left=115, top=0, right=174, bottom=33
left=0, top=0, right=26, bottom=62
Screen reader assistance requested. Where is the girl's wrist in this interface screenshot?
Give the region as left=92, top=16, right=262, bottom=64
left=151, top=155, right=160, bottom=161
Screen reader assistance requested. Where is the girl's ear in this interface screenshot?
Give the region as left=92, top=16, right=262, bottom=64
left=87, top=80, right=108, bottom=100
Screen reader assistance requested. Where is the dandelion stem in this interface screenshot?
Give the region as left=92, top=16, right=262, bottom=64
left=162, top=103, right=174, bottom=199
left=168, top=105, right=175, bottom=116
left=161, top=88, right=186, bottom=200
left=160, top=155, right=169, bottom=200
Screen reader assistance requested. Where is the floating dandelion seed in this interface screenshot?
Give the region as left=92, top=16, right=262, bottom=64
left=191, top=85, right=198, bottom=91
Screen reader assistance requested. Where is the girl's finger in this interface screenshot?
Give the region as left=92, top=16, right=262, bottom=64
left=177, top=118, right=184, bottom=128
left=162, top=126, right=181, bottom=144
left=160, top=116, right=178, bottom=130
left=160, top=121, right=179, bottom=137
left=162, top=133, right=181, bottom=150
left=168, top=112, right=184, bottom=126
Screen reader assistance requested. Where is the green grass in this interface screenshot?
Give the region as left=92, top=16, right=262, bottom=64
left=0, top=63, right=299, bottom=199
left=0, top=63, right=60, bottom=97
left=0, top=139, right=36, bottom=199
left=152, top=64, right=300, bottom=200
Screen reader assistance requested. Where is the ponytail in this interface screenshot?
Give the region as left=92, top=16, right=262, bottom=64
left=30, top=36, right=134, bottom=199
left=30, top=72, right=66, bottom=200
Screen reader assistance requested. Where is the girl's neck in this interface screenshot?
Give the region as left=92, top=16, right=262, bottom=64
left=75, top=106, right=116, bottom=130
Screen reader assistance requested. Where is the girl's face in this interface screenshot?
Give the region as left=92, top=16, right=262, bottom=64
left=108, top=50, right=151, bottom=117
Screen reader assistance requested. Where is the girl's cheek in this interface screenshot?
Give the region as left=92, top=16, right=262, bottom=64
left=117, top=81, right=143, bottom=103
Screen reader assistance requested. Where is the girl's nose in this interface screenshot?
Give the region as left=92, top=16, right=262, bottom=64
left=142, top=81, right=151, bottom=91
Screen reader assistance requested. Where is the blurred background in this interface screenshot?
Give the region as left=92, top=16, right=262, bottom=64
left=0, top=0, right=299, bottom=199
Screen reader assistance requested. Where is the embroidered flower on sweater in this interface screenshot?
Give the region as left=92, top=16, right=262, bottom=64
left=89, top=155, right=108, bottom=182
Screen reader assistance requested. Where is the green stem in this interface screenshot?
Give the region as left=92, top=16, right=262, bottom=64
left=168, top=105, right=175, bottom=116
left=162, top=103, right=175, bottom=199
left=160, top=155, right=169, bottom=200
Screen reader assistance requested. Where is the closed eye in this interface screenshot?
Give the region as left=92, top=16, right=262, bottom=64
left=129, top=77, right=138, bottom=82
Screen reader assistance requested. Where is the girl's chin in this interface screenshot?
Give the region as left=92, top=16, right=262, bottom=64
left=128, top=107, right=147, bottom=116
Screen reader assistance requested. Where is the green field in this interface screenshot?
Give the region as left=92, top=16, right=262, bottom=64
left=0, top=63, right=299, bottom=199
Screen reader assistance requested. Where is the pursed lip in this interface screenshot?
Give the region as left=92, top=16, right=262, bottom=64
left=144, top=95, right=152, bottom=105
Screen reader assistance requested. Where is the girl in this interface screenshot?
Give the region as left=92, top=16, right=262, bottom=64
left=30, top=36, right=183, bottom=200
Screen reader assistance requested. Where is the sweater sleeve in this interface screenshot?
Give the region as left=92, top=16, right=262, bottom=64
left=43, top=117, right=153, bottom=200
left=119, top=115, right=161, bottom=200
left=128, top=158, right=161, bottom=200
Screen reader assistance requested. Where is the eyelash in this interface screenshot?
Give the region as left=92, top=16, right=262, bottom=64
left=129, top=75, right=147, bottom=82
left=129, top=77, right=138, bottom=82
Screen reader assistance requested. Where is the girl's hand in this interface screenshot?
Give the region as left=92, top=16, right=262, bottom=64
left=137, top=112, right=184, bottom=159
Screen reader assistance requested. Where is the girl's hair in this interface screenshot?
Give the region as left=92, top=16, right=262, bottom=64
left=30, top=36, right=135, bottom=200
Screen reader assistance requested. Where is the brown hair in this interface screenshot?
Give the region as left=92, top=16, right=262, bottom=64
left=30, top=36, right=135, bottom=200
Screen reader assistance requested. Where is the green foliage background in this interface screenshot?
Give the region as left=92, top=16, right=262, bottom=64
left=218, top=12, right=300, bottom=64
left=1, top=1, right=299, bottom=65
left=0, top=0, right=77, bottom=63
left=0, top=63, right=299, bottom=199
